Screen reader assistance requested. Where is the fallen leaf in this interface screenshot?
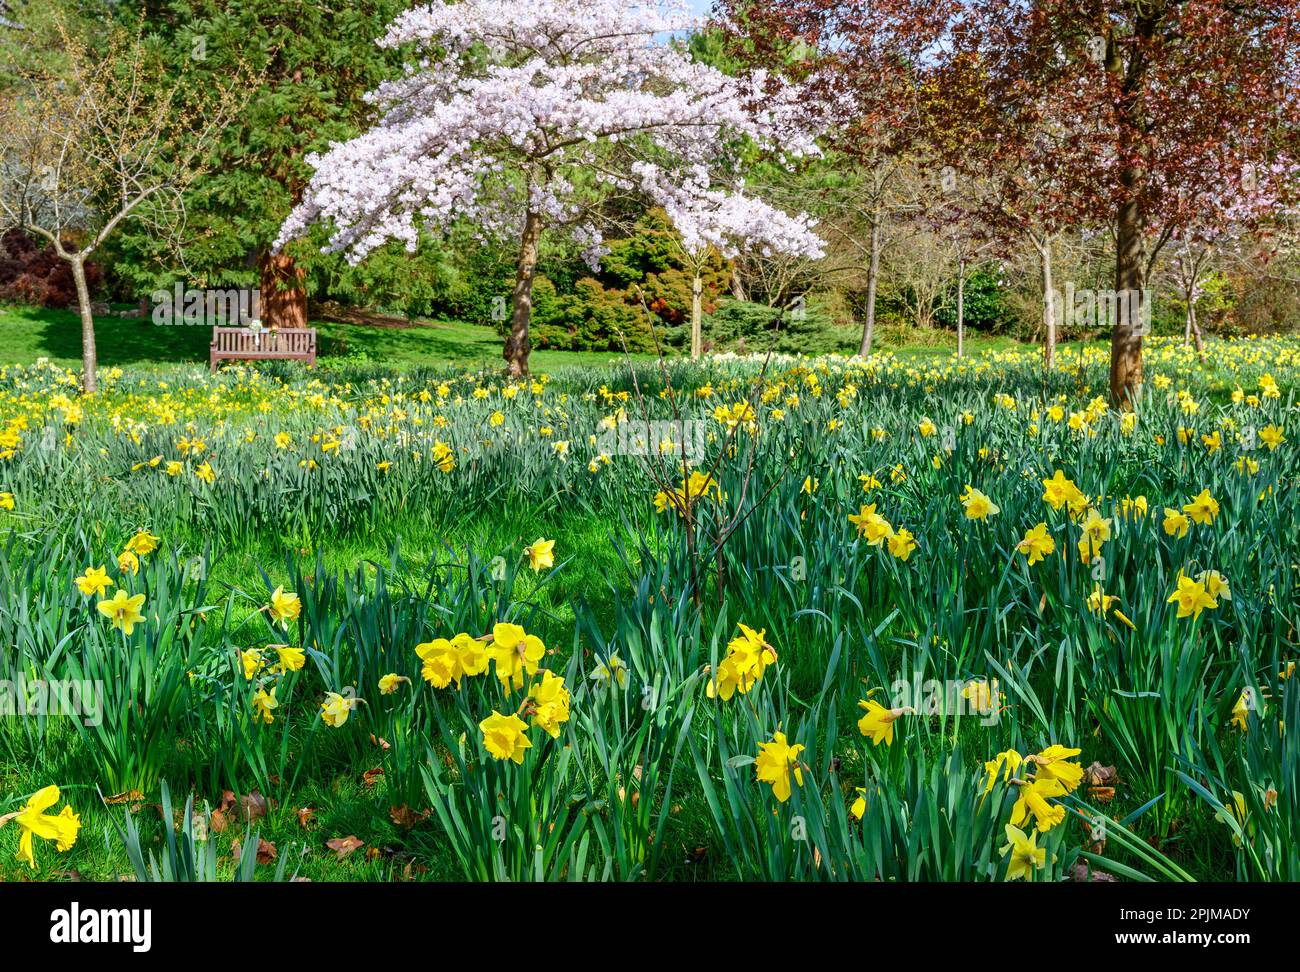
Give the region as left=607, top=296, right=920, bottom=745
left=1085, top=762, right=1119, bottom=786
left=103, top=790, right=145, bottom=807
left=389, top=805, right=428, bottom=829
left=297, top=807, right=318, bottom=830
left=326, top=835, right=365, bottom=861
left=362, top=767, right=385, bottom=788
left=370, top=734, right=391, bottom=751
left=255, top=838, right=277, bottom=865
left=240, top=791, right=269, bottom=823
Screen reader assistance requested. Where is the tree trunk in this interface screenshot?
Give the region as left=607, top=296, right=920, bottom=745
left=730, top=265, right=746, bottom=301
left=504, top=208, right=543, bottom=378
left=1040, top=239, right=1056, bottom=371
left=857, top=215, right=881, bottom=356
left=1110, top=193, right=1145, bottom=407
left=71, top=255, right=97, bottom=394
left=955, top=255, right=965, bottom=359
left=1188, top=300, right=1206, bottom=361
left=258, top=249, right=308, bottom=329
left=690, top=270, right=704, bottom=359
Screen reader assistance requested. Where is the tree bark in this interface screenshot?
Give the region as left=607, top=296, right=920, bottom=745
left=1039, top=238, right=1056, bottom=371
left=1107, top=13, right=1156, bottom=409
left=857, top=214, right=881, bottom=356
left=1110, top=191, right=1145, bottom=407
left=955, top=255, right=965, bottom=359
left=258, top=249, right=308, bottom=329
left=71, top=255, right=97, bottom=394
left=504, top=208, right=543, bottom=378
left=730, top=266, right=746, bottom=301
left=1187, top=299, right=1206, bottom=361
left=690, top=269, right=704, bottom=359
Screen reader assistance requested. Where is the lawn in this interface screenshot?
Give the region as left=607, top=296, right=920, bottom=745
left=0, top=304, right=1033, bottom=372
left=0, top=305, right=652, bottom=372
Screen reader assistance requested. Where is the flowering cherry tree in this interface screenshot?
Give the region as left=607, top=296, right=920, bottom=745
left=277, top=0, right=819, bottom=375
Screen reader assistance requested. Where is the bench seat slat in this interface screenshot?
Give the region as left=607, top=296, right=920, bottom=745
left=210, top=326, right=317, bottom=372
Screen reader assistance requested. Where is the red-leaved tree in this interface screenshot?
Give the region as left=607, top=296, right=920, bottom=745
left=723, top=1, right=1300, bottom=404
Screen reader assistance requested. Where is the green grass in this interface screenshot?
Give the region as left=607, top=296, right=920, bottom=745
left=0, top=303, right=1070, bottom=373
left=0, top=305, right=650, bottom=372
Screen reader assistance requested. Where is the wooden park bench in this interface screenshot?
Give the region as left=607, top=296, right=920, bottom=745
left=210, top=326, right=317, bottom=372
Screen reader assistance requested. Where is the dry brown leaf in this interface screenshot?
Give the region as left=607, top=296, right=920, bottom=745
left=240, top=791, right=269, bottom=822
left=297, top=806, right=318, bottom=830
left=397, top=861, right=428, bottom=882
left=1085, top=762, right=1119, bottom=787
left=326, top=835, right=365, bottom=860
left=362, top=767, right=385, bottom=788
left=389, top=805, right=428, bottom=829
left=255, top=838, right=277, bottom=865
left=103, top=790, right=145, bottom=807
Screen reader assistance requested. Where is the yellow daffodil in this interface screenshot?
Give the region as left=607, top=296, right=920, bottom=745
left=96, top=589, right=147, bottom=635
left=1010, top=777, right=1068, bottom=833
left=1016, top=523, right=1055, bottom=565
left=479, top=710, right=531, bottom=763
left=1000, top=824, right=1047, bottom=881
left=856, top=698, right=911, bottom=746
left=755, top=730, right=804, bottom=803
left=960, top=485, right=998, bottom=521
left=320, top=691, right=361, bottom=728
left=524, top=537, right=555, bottom=571
left=267, top=586, right=301, bottom=628
left=1167, top=572, right=1218, bottom=619
left=0, top=785, right=81, bottom=870
left=74, top=565, right=112, bottom=597
left=252, top=687, right=278, bottom=724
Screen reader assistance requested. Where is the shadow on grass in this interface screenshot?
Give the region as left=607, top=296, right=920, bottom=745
left=0, top=305, right=510, bottom=369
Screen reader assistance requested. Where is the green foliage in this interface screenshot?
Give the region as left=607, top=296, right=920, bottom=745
left=702, top=297, right=847, bottom=354
left=532, top=278, right=656, bottom=353
left=936, top=265, right=1011, bottom=332
left=103, top=0, right=409, bottom=295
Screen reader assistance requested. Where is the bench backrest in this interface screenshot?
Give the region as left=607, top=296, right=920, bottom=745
left=212, top=327, right=316, bottom=354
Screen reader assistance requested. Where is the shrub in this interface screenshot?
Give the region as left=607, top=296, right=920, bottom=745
left=0, top=229, right=100, bottom=308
